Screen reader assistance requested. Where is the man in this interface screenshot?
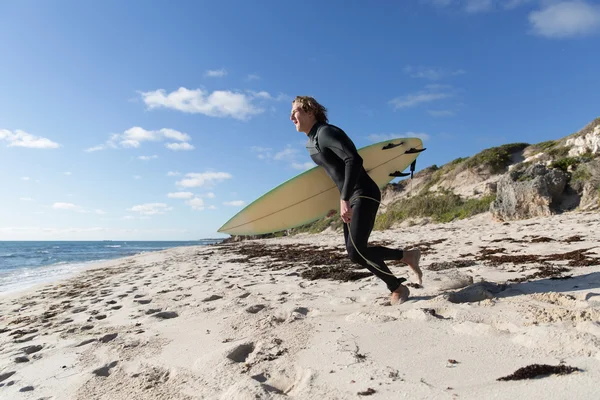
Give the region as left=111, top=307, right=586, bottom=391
left=290, top=96, right=422, bottom=305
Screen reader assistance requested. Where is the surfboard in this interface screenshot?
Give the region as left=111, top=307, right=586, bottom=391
left=218, top=137, right=426, bottom=236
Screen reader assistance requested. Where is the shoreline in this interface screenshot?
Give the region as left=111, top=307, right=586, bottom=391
left=1, top=211, right=599, bottom=399
left=0, top=242, right=219, bottom=297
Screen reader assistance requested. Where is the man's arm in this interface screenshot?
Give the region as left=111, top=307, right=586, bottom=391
left=317, top=125, right=363, bottom=201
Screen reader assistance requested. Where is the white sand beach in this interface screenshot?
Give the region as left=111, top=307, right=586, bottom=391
left=1, top=211, right=600, bottom=399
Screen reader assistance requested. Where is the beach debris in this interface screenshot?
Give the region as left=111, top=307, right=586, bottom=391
left=15, top=356, right=29, bottom=363
left=19, top=386, right=34, bottom=392
left=357, top=388, right=376, bottom=396
left=497, top=364, right=581, bottom=381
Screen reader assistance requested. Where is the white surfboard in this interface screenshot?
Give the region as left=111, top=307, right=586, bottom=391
left=218, top=137, right=425, bottom=236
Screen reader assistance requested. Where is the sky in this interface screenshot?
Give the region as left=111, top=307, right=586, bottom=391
left=1, top=0, right=599, bottom=241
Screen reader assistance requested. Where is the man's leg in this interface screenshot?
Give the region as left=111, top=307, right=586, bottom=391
left=346, top=197, right=423, bottom=286
left=344, top=198, right=404, bottom=292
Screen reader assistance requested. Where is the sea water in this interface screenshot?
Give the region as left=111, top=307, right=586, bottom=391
left=0, top=240, right=222, bottom=294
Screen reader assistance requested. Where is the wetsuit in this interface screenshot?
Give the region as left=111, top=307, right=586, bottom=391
left=306, top=122, right=405, bottom=292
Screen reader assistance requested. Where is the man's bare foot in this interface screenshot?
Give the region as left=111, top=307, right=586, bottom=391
left=401, top=249, right=422, bottom=286
left=390, top=284, right=410, bottom=305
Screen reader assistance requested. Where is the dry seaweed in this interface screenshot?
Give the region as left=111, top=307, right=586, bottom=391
left=497, top=364, right=581, bottom=381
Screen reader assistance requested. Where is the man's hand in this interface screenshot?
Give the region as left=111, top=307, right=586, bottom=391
left=340, top=199, right=352, bottom=223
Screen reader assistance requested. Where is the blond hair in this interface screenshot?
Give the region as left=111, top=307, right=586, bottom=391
left=292, top=96, right=328, bottom=124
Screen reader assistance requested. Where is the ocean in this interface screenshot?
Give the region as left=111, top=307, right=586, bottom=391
left=0, top=240, right=222, bottom=294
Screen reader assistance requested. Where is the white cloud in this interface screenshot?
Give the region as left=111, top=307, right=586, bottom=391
left=139, top=87, right=282, bottom=120
left=291, top=162, right=314, bottom=171
left=205, top=192, right=216, bottom=198
left=88, top=127, right=192, bottom=152
left=367, top=132, right=431, bottom=142
left=1, top=129, right=61, bottom=149
left=64, top=171, right=72, bottom=176
left=21, top=177, right=30, bottom=181
left=224, top=200, right=245, bottom=207
left=389, top=85, right=453, bottom=109
left=251, top=146, right=273, bottom=159
left=404, top=66, right=466, bottom=80
left=205, top=68, right=227, bottom=78
left=52, top=202, right=86, bottom=212
left=428, top=110, right=455, bottom=117
left=20, top=197, right=33, bottom=201
left=95, top=209, right=106, bottom=215
left=254, top=144, right=313, bottom=170
left=85, top=145, right=105, bottom=153
left=166, top=142, right=194, bottom=151
left=274, top=146, right=298, bottom=161
left=167, top=171, right=180, bottom=176
left=504, top=0, right=534, bottom=10
left=425, top=0, right=534, bottom=13
left=176, top=171, right=232, bottom=188
left=247, top=91, right=290, bottom=102
left=208, top=205, right=217, bottom=210
left=246, top=74, right=260, bottom=81
left=168, top=191, right=194, bottom=199
left=465, top=0, right=493, bottom=13
left=529, top=1, right=600, bottom=38
left=138, top=155, right=158, bottom=161
left=128, top=203, right=173, bottom=215
left=133, top=175, right=142, bottom=180
left=186, top=197, right=205, bottom=210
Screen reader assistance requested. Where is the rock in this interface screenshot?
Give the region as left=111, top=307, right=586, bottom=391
left=565, top=119, right=600, bottom=156
left=490, top=163, right=568, bottom=220
left=446, top=281, right=507, bottom=303
left=435, top=270, right=474, bottom=291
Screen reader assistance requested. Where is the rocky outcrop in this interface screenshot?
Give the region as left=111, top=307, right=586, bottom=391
left=566, top=119, right=600, bottom=157
left=570, top=159, right=600, bottom=210
left=490, top=164, right=568, bottom=221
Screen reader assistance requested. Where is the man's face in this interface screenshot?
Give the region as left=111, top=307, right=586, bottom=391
left=290, top=102, right=315, bottom=133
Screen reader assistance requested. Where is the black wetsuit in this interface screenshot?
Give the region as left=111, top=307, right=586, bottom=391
left=306, top=122, right=405, bottom=292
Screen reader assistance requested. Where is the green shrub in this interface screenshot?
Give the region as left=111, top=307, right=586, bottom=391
left=550, top=157, right=579, bottom=172
left=466, top=143, right=529, bottom=174
left=373, top=192, right=495, bottom=230
left=547, top=146, right=570, bottom=158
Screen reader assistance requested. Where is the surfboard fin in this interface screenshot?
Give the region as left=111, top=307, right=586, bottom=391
left=405, top=147, right=426, bottom=154
left=389, top=171, right=411, bottom=177
left=382, top=141, right=404, bottom=150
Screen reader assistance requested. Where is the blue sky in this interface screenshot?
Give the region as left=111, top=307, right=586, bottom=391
left=1, top=0, right=599, bottom=240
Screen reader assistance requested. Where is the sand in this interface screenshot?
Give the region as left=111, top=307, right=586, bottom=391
left=1, top=211, right=600, bottom=399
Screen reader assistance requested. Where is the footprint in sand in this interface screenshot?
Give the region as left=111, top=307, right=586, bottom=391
left=92, top=361, right=118, bottom=377
left=226, top=342, right=255, bottom=363
left=152, top=311, right=178, bottom=320
left=99, top=333, right=118, bottom=343
left=246, top=304, right=266, bottom=314
left=202, top=294, right=223, bottom=302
